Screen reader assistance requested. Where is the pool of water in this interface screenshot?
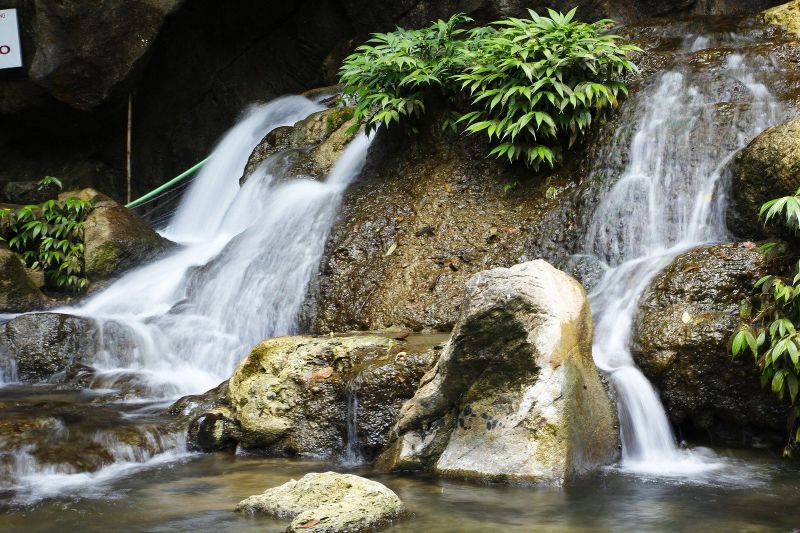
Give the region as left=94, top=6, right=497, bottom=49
left=1, top=449, right=798, bottom=532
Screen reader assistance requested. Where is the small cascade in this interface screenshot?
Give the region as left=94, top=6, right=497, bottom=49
left=343, top=383, right=365, bottom=466
left=584, top=31, right=786, bottom=475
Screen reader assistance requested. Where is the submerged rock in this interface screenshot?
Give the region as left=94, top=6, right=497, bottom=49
left=727, top=119, right=800, bottom=239
left=180, top=335, right=436, bottom=457
left=379, top=260, right=619, bottom=484
left=236, top=472, right=405, bottom=532
left=0, top=247, right=47, bottom=313
left=631, top=243, right=787, bottom=447
left=0, top=313, right=99, bottom=382
left=81, top=189, right=173, bottom=281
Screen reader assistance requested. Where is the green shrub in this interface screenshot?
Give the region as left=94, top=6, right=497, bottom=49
left=0, top=177, right=92, bottom=294
left=339, top=9, right=639, bottom=169
left=732, top=188, right=800, bottom=445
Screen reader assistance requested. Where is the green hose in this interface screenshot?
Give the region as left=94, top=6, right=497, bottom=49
left=125, top=157, right=211, bottom=209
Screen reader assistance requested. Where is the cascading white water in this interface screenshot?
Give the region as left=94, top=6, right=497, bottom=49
left=584, top=36, right=784, bottom=475
left=67, top=97, right=372, bottom=399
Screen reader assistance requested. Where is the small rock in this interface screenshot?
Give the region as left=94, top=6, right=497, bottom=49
left=236, top=472, right=406, bottom=533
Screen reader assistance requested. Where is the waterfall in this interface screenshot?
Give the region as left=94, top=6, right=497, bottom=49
left=584, top=35, right=784, bottom=475
left=67, top=96, right=372, bottom=398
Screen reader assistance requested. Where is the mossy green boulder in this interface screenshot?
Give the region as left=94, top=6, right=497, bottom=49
left=765, top=1, right=800, bottom=37
left=81, top=189, right=173, bottom=281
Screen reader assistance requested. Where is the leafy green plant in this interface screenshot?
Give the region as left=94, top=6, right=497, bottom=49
left=0, top=178, right=92, bottom=294
left=339, top=13, right=475, bottom=134
left=732, top=187, right=800, bottom=445
left=339, top=9, right=639, bottom=169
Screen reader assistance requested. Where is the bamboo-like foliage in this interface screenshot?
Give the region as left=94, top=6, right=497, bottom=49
left=339, top=9, right=640, bottom=169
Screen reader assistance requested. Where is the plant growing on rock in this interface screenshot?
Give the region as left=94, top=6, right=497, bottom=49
left=732, top=188, right=800, bottom=446
left=339, top=9, right=639, bottom=170
left=0, top=177, right=92, bottom=294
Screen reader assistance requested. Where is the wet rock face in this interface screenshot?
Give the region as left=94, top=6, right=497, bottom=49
left=727, top=119, right=800, bottom=239
left=0, top=247, right=46, bottom=313
left=307, top=119, right=577, bottom=332
left=631, top=243, right=787, bottom=447
left=0, top=313, right=99, bottom=382
left=81, top=189, right=173, bottom=282
left=380, top=260, right=619, bottom=484
left=236, top=472, right=406, bottom=532
left=179, top=335, right=437, bottom=458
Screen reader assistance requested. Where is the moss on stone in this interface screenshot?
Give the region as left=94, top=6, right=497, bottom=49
left=765, top=1, right=800, bottom=37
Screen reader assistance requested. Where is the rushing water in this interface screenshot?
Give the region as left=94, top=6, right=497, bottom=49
left=583, top=31, right=785, bottom=475
left=0, top=96, right=374, bottom=502
left=69, top=96, right=372, bottom=399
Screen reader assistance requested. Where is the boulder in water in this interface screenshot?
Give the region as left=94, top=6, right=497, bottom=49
left=0, top=313, right=99, bottom=382
left=197, top=335, right=436, bottom=458
left=235, top=472, right=406, bottom=532
left=631, top=243, right=787, bottom=447
left=0, top=247, right=47, bottom=313
left=727, top=119, right=800, bottom=239
left=81, top=189, right=173, bottom=281
left=379, top=260, right=619, bottom=484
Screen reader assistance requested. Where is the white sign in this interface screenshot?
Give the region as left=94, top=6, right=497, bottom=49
left=0, top=9, right=22, bottom=69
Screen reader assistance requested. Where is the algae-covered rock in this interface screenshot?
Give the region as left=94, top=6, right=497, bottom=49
left=765, top=1, right=800, bottom=37
left=380, top=260, right=619, bottom=484
left=727, top=119, right=800, bottom=239
left=631, top=243, right=787, bottom=447
left=224, top=335, right=435, bottom=458
left=0, top=313, right=99, bottom=382
left=236, top=472, right=405, bottom=532
left=240, top=106, right=355, bottom=185
left=0, top=247, right=47, bottom=313
left=82, top=190, right=173, bottom=281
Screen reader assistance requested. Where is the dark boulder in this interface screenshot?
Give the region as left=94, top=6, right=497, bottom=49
left=631, top=243, right=788, bottom=447
left=0, top=247, right=46, bottom=313
left=0, top=312, right=99, bottom=382
left=727, top=119, right=800, bottom=239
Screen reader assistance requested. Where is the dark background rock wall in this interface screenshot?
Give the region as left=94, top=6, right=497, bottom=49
left=0, top=0, right=784, bottom=205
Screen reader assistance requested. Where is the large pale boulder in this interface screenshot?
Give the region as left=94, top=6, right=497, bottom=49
left=80, top=189, right=173, bottom=281
left=379, top=260, right=619, bottom=484
left=0, top=247, right=46, bottom=313
left=727, top=120, right=800, bottom=239
left=631, top=243, right=787, bottom=447
left=221, top=335, right=436, bottom=458
left=236, top=472, right=405, bottom=532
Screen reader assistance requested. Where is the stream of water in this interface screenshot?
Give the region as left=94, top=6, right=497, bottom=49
left=583, top=31, right=785, bottom=476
